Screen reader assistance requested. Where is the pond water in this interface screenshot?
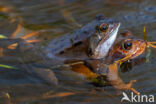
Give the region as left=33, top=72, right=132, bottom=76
left=0, top=0, right=156, bottom=104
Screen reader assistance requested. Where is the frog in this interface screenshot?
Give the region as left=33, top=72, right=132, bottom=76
left=45, top=15, right=156, bottom=94
left=45, top=15, right=120, bottom=63
left=77, top=30, right=155, bottom=94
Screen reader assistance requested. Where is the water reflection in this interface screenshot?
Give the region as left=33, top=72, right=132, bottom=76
left=0, top=0, right=156, bottom=104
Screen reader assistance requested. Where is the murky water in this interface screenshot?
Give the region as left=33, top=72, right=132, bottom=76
left=0, top=0, right=156, bottom=104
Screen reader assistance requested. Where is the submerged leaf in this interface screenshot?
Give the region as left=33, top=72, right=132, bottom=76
left=7, top=43, right=18, bottom=49
left=146, top=47, right=151, bottom=63
left=0, top=34, right=7, bottom=39
left=0, top=48, right=3, bottom=56
left=0, top=64, right=18, bottom=69
left=143, top=26, right=147, bottom=41
left=21, top=31, right=39, bottom=39
left=10, top=23, right=22, bottom=38
left=43, top=92, right=75, bottom=99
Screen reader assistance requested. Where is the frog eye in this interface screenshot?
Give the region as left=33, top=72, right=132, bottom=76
left=99, top=23, right=108, bottom=32
left=122, top=40, right=133, bottom=50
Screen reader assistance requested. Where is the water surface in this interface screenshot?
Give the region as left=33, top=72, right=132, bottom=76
left=0, top=0, right=156, bottom=104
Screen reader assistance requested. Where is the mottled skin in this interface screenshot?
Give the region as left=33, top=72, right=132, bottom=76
left=108, top=30, right=147, bottom=63
left=87, top=22, right=120, bottom=59
left=83, top=31, right=148, bottom=94
left=46, top=16, right=148, bottom=94
left=46, top=15, right=120, bottom=62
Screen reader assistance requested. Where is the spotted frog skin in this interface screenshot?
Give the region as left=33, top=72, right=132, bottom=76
left=87, top=22, right=120, bottom=59
left=46, top=15, right=150, bottom=95
left=85, top=30, right=147, bottom=74
left=109, top=30, right=147, bottom=63
left=46, top=15, right=120, bottom=62
left=83, top=30, right=148, bottom=94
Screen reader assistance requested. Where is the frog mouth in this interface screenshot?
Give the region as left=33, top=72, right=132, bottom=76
left=94, top=22, right=120, bottom=59
left=115, top=39, right=147, bottom=63
left=109, top=22, right=121, bottom=38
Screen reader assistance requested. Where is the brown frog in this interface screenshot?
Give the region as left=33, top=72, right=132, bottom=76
left=46, top=15, right=156, bottom=94
left=75, top=30, right=156, bottom=94
left=46, top=15, right=120, bottom=62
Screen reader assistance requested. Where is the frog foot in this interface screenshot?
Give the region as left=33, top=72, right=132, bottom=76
left=125, top=80, right=140, bottom=95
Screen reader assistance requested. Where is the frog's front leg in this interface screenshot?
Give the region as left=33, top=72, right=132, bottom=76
left=107, top=63, right=139, bottom=95
left=125, top=80, right=139, bottom=95
left=84, top=59, right=139, bottom=94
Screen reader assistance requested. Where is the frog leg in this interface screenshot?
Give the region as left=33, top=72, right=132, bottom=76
left=66, top=61, right=98, bottom=80
left=107, top=63, right=139, bottom=95
left=118, top=80, right=139, bottom=95
left=125, top=80, right=140, bottom=95
left=144, top=26, right=156, bottom=48
left=147, top=42, right=156, bottom=48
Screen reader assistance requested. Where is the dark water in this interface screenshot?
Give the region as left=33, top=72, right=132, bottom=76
left=0, top=0, right=156, bottom=104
